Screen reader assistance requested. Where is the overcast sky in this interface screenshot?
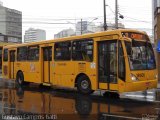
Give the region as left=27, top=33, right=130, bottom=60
left=1, top=0, right=152, bottom=40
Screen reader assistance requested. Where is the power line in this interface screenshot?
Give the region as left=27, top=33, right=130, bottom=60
left=106, top=4, right=151, bottom=24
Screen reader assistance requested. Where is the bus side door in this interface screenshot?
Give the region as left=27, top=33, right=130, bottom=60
left=42, top=46, right=52, bottom=83
left=98, top=40, right=118, bottom=91
left=53, top=41, right=74, bottom=87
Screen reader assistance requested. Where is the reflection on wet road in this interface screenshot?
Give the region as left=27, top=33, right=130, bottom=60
left=0, top=78, right=160, bottom=120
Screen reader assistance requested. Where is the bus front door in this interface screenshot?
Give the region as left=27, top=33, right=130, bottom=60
left=43, top=47, right=52, bottom=83
left=98, top=41, right=118, bottom=90
left=10, top=50, right=15, bottom=79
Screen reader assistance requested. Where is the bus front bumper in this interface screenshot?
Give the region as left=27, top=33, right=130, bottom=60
left=125, top=79, right=158, bottom=92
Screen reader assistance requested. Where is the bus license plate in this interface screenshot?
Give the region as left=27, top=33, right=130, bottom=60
left=146, top=82, right=150, bottom=87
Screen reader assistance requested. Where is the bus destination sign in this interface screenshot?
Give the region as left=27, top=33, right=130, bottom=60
left=122, top=32, right=149, bottom=41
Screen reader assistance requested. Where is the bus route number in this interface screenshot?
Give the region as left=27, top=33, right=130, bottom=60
left=137, top=73, right=145, bottom=78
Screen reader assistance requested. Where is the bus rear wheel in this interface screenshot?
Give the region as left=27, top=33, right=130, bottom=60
left=16, top=72, right=24, bottom=86
left=77, top=75, right=93, bottom=94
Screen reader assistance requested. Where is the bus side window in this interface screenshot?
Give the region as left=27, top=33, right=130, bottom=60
left=54, top=42, right=71, bottom=61
left=28, top=46, right=39, bottom=61
left=118, top=41, right=125, bottom=81
left=72, top=40, right=93, bottom=61
left=3, top=49, right=8, bottom=62
left=17, top=47, right=27, bottom=61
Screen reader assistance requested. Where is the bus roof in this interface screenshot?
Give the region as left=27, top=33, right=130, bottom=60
left=0, top=42, right=16, bottom=47
left=3, top=29, right=147, bottom=49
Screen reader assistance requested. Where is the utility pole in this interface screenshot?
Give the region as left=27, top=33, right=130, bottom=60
left=115, top=0, right=118, bottom=29
left=103, top=0, right=107, bottom=31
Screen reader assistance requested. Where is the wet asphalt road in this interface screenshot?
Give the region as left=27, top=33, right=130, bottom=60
left=0, top=78, right=160, bottom=120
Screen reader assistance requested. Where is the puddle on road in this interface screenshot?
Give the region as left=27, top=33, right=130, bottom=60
left=0, top=79, right=159, bottom=120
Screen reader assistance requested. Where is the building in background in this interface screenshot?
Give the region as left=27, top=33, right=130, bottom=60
left=0, top=3, right=22, bottom=43
left=54, top=20, right=125, bottom=38
left=24, top=28, right=46, bottom=43
left=54, top=28, right=75, bottom=39
left=0, top=33, right=7, bottom=42
left=75, top=21, right=96, bottom=35
left=153, top=0, right=160, bottom=80
left=54, top=21, right=96, bottom=38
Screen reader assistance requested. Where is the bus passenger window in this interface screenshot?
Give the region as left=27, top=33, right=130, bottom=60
left=17, top=47, right=27, bottom=61
left=28, top=46, right=39, bottom=61
left=3, top=49, right=8, bottom=61
left=72, top=40, right=93, bottom=61
left=54, top=42, right=71, bottom=60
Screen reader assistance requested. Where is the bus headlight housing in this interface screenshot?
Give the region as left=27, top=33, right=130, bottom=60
left=155, top=74, right=158, bottom=79
left=131, top=74, right=138, bottom=82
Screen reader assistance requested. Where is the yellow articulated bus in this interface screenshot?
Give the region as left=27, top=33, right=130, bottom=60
left=2, top=29, right=158, bottom=94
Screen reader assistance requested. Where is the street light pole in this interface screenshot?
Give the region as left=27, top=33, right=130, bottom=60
left=80, top=18, right=98, bottom=35
left=115, top=0, right=118, bottom=29
left=104, top=0, right=107, bottom=31
left=81, top=19, right=82, bottom=35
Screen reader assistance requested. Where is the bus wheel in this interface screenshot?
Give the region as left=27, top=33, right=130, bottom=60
left=16, top=72, right=24, bottom=86
left=77, top=75, right=93, bottom=94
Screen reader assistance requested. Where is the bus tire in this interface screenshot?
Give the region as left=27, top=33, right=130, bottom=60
left=77, top=75, right=93, bottom=94
left=16, top=72, right=24, bottom=86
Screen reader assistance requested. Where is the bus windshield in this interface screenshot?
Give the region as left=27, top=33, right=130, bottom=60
left=125, top=40, right=156, bottom=70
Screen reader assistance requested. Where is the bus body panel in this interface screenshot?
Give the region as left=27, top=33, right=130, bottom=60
left=53, top=61, right=75, bottom=88
left=118, top=80, right=125, bottom=93
left=125, top=79, right=157, bottom=92
left=2, top=62, right=9, bottom=79
left=99, top=83, right=119, bottom=91
left=15, top=62, right=41, bottom=83
left=130, top=69, right=157, bottom=82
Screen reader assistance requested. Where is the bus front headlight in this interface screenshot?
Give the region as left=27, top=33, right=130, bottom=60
left=155, top=74, right=158, bottom=79
left=131, top=74, right=138, bottom=82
